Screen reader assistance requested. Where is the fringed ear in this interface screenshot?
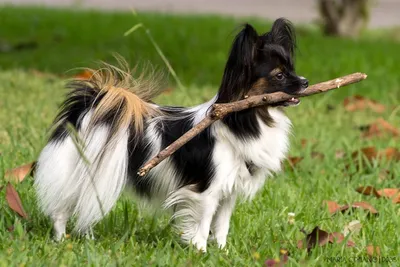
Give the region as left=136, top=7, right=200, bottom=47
left=217, top=24, right=259, bottom=103
left=229, top=24, right=259, bottom=68
left=268, top=18, right=296, bottom=56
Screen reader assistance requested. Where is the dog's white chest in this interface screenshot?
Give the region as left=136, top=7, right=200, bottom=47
left=212, top=108, right=291, bottom=199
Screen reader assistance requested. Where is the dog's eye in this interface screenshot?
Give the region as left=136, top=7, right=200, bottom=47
left=276, top=72, right=284, bottom=80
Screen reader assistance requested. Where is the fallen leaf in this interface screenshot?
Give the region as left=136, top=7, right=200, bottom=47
left=356, top=186, right=400, bottom=204
left=5, top=162, right=35, bottom=182
left=378, top=169, right=394, bottom=182
left=343, top=95, right=385, bottom=113
left=377, top=188, right=399, bottom=197
left=287, top=157, right=303, bottom=168
left=300, top=138, right=318, bottom=148
left=5, top=183, right=28, bottom=219
left=377, top=188, right=400, bottom=204
left=361, top=118, right=400, bottom=139
left=350, top=201, right=379, bottom=214
left=380, top=147, right=400, bottom=161
left=328, top=232, right=345, bottom=243
left=323, top=200, right=342, bottom=214
left=335, top=150, right=345, bottom=159
left=311, top=151, right=325, bottom=160
left=324, top=200, right=378, bottom=215
left=351, top=147, right=400, bottom=170
left=74, top=70, right=93, bottom=80
left=297, top=227, right=330, bottom=250
left=352, top=147, right=378, bottom=162
left=366, top=245, right=381, bottom=257
left=329, top=232, right=355, bottom=247
left=300, top=138, right=307, bottom=148
left=356, top=186, right=381, bottom=198
left=343, top=220, right=362, bottom=237
left=297, top=227, right=355, bottom=251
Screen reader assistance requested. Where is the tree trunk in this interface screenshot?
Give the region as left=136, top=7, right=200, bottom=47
left=318, top=0, right=370, bottom=37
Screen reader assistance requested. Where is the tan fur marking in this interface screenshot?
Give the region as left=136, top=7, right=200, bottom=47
left=270, top=67, right=282, bottom=76
left=79, top=57, right=164, bottom=136
left=247, top=78, right=268, bottom=96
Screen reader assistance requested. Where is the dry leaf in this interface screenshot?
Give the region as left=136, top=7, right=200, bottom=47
left=343, top=220, right=362, bottom=237
left=323, top=200, right=342, bottom=214
left=356, top=186, right=400, bottom=204
left=351, top=147, right=400, bottom=169
left=74, top=70, right=93, bottom=80
left=328, top=232, right=355, bottom=247
left=377, top=188, right=400, bottom=204
left=343, top=95, right=385, bottom=113
left=300, top=138, right=308, bottom=148
left=5, top=183, right=28, bottom=219
left=356, top=186, right=381, bottom=198
left=287, top=157, right=303, bottom=168
left=378, top=169, right=394, bottom=182
left=297, top=227, right=355, bottom=251
left=297, top=227, right=330, bottom=250
left=335, top=150, right=345, bottom=159
left=324, top=200, right=378, bottom=215
left=366, top=245, right=381, bottom=257
left=350, top=201, right=379, bottom=214
left=311, top=151, right=325, bottom=160
left=5, top=162, right=35, bottom=182
left=300, top=138, right=317, bottom=148
left=352, top=147, right=378, bottom=162
left=362, top=118, right=400, bottom=139
left=380, top=147, right=400, bottom=161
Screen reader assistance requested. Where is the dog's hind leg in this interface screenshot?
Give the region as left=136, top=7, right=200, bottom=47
left=35, top=136, right=79, bottom=241
left=52, top=211, right=70, bottom=241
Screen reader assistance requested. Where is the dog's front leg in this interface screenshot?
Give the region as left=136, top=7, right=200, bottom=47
left=210, top=194, right=237, bottom=249
left=173, top=192, right=219, bottom=252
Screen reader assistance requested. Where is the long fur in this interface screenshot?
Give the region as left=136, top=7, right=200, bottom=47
left=35, top=18, right=308, bottom=251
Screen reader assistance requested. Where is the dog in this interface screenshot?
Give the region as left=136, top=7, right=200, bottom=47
left=34, top=18, right=308, bottom=251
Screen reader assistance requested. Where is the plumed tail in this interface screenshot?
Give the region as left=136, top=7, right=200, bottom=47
left=52, top=59, right=164, bottom=142
left=35, top=59, right=164, bottom=233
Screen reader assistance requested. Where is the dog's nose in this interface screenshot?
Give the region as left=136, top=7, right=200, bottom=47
left=300, top=78, right=308, bottom=89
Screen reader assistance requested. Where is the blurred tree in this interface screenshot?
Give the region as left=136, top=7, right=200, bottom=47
left=318, top=0, right=373, bottom=37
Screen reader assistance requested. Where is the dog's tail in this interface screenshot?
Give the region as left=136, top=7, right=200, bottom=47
left=35, top=60, right=164, bottom=233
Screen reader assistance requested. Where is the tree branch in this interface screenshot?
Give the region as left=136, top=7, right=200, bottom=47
left=138, top=72, right=367, bottom=176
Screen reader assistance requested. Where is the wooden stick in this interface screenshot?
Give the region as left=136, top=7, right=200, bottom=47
left=138, top=72, right=367, bottom=176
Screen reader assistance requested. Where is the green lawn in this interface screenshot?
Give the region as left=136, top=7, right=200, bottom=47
left=0, top=5, right=399, bottom=266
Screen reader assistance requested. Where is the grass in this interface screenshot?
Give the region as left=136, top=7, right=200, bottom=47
left=0, top=5, right=400, bottom=266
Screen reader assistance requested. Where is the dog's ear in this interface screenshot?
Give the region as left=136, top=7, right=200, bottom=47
left=269, top=18, right=296, bottom=56
left=229, top=24, right=259, bottom=68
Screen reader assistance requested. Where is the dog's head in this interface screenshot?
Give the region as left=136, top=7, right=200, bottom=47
left=217, top=18, right=308, bottom=106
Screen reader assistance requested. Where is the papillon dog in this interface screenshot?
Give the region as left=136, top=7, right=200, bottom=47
left=35, top=18, right=308, bottom=251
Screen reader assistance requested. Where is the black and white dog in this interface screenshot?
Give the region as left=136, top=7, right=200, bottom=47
left=35, top=18, right=308, bottom=251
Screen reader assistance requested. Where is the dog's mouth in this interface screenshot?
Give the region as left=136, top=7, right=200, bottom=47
left=272, top=97, right=300, bottom=107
